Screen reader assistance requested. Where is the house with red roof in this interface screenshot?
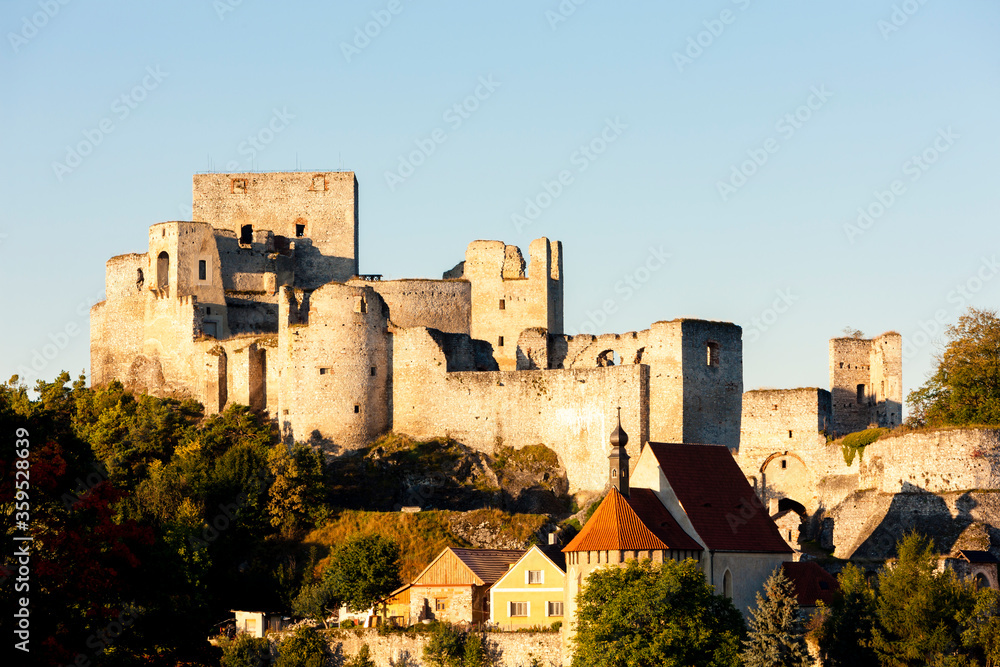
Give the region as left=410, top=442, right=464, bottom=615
left=562, top=415, right=793, bottom=661
left=781, top=561, right=838, bottom=616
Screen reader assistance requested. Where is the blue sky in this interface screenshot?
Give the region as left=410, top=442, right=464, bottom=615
left=2, top=1, right=998, bottom=412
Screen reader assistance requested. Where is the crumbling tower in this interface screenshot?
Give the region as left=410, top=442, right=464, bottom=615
left=829, top=332, right=902, bottom=435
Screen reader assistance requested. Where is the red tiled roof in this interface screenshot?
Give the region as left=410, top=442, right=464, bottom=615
left=449, top=549, right=525, bottom=586
left=647, top=443, right=792, bottom=554
left=782, top=562, right=838, bottom=607
left=562, top=488, right=702, bottom=553
left=626, top=488, right=703, bottom=551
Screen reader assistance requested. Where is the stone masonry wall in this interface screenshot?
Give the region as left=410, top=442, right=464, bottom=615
left=859, top=429, right=1000, bottom=494
left=466, top=238, right=562, bottom=371
left=313, top=629, right=563, bottom=667
left=276, top=283, right=391, bottom=452
left=392, top=327, right=647, bottom=493
left=408, top=586, right=474, bottom=626
left=349, top=278, right=471, bottom=335
left=192, top=171, right=358, bottom=288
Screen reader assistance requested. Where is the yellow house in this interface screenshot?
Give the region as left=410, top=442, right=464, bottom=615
left=489, top=545, right=566, bottom=630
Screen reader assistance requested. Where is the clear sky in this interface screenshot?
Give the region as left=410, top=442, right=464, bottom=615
left=2, top=1, right=998, bottom=413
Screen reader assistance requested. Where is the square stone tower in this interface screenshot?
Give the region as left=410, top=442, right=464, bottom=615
left=192, top=171, right=358, bottom=289
left=829, top=332, right=902, bottom=435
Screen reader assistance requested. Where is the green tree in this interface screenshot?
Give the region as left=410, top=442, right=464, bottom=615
left=814, top=564, right=879, bottom=667
left=423, top=622, right=466, bottom=667
left=267, top=443, right=327, bottom=531
left=324, top=533, right=402, bottom=612
left=907, top=308, right=1000, bottom=427
left=961, top=587, right=1000, bottom=666
left=346, top=644, right=377, bottom=667
left=572, top=558, right=744, bottom=667
left=275, top=625, right=329, bottom=667
left=292, top=581, right=340, bottom=629
left=741, top=567, right=812, bottom=667
left=462, top=631, right=501, bottom=667
left=871, top=532, right=977, bottom=666
left=222, top=632, right=271, bottom=667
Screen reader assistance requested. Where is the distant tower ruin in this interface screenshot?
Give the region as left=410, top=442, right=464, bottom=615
left=829, top=332, right=902, bottom=435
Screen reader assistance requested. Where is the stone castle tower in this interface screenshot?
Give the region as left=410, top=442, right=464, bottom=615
left=91, top=171, right=746, bottom=492
left=829, top=332, right=903, bottom=434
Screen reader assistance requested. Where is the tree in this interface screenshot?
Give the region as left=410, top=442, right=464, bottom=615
left=907, top=308, right=1000, bottom=427
left=222, top=632, right=271, bottom=667
left=275, top=625, right=329, bottom=667
left=842, top=327, right=865, bottom=339
left=267, top=443, right=327, bottom=531
left=741, top=567, right=812, bottom=667
left=572, top=558, right=745, bottom=667
left=871, top=532, right=977, bottom=666
left=324, top=533, right=402, bottom=613
left=462, top=631, right=501, bottom=667
left=814, top=564, right=878, bottom=667
left=961, top=587, right=1000, bottom=666
left=292, top=581, right=339, bottom=629
left=423, top=623, right=466, bottom=667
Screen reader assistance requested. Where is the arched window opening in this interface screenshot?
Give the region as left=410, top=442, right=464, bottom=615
left=975, top=573, right=990, bottom=589
left=597, top=350, right=616, bottom=367
left=777, top=497, right=806, bottom=516
left=156, top=251, right=169, bottom=289
left=707, top=341, right=720, bottom=367
left=723, top=570, right=733, bottom=599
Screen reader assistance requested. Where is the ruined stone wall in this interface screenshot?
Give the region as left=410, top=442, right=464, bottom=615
left=871, top=332, right=903, bottom=427
left=740, top=389, right=831, bottom=461
left=348, top=278, right=471, bottom=335
left=735, top=426, right=1000, bottom=560
left=538, top=321, right=742, bottom=449
left=91, top=254, right=148, bottom=386
left=192, top=171, right=358, bottom=288
left=676, top=319, right=743, bottom=448
left=392, top=327, right=648, bottom=493
left=739, top=389, right=832, bottom=511
left=825, top=489, right=1000, bottom=561
left=276, top=283, right=391, bottom=452
left=313, top=629, right=563, bottom=667
left=147, top=222, right=227, bottom=313
left=829, top=334, right=902, bottom=435
left=858, top=429, right=1000, bottom=494
left=466, top=238, right=562, bottom=371
left=553, top=331, right=649, bottom=370
left=830, top=337, right=872, bottom=435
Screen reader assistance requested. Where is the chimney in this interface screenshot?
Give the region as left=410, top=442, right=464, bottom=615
left=609, top=407, right=630, bottom=496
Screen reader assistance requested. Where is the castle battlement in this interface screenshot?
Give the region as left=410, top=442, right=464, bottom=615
left=91, top=171, right=743, bottom=491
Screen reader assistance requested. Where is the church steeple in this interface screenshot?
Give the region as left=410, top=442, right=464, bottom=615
left=609, top=407, right=630, bottom=496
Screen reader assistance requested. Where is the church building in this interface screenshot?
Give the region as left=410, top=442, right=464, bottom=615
left=561, top=415, right=793, bottom=661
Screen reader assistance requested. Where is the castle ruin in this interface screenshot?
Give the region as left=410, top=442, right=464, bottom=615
left=91, top=172, right=742, bottom=492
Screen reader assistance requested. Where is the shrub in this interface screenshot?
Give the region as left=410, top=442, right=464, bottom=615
left=840, top=428, right=888, bottom=465
left=221, top=632, right=271, bottom=667
left=275, top=625, right=329, bottom=667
